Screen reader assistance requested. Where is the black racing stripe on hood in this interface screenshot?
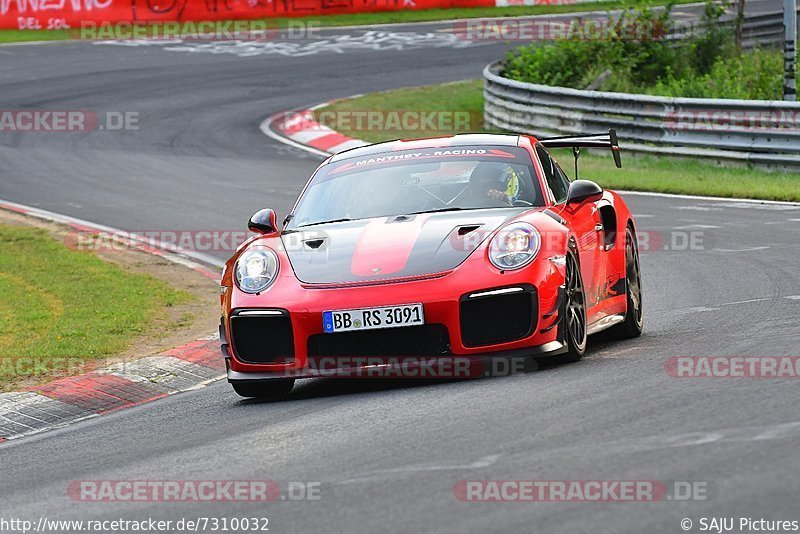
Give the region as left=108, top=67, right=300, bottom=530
left=282, top=208, right=527, bottom=285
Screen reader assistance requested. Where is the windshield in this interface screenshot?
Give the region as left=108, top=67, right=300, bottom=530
left=287, top=146, right=543, bottom=229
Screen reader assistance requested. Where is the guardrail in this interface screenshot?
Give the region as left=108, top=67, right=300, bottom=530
left=483, top=12, right=800, bottom=168
left=670, top=9, right=800, bottom=49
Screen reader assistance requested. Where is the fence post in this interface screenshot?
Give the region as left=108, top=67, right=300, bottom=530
left=784, top=0, right=797, bottom=100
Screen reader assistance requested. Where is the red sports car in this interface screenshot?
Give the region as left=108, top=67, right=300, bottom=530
left=220, top=131, right=642, bottom=398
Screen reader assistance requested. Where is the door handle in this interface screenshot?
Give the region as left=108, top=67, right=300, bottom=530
left=594, top=223, right=604, bottom=232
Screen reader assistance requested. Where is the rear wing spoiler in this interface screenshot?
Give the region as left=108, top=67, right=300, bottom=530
left=538, top=129, right=622, bottom=179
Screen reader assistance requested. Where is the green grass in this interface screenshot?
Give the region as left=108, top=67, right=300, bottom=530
left=0, top=0, right=697, bottom=44
left=0, top=224, right=191, bottom=388
left=319, top=80, right=485, bottom=141
left=576, top=152, right=800, bottom=201
left=315, top=80, right=800, bottom=202
left=0, top=29, right=72, bottom=43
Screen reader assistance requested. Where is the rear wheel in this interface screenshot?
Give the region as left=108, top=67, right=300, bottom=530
left=610, top=225, right=643, bottom=339
left=561, top=247, right=588, bottom=362
left=231, top=378, right=295, bottom=399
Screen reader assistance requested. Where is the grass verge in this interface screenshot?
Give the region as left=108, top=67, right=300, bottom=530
left=0, top=213, right=213, bottom=391
left=315, top=79, right=800, bottom=202
left=0, top=0, right=696, bottom=44
left=0, top=29, right=72, bottom=43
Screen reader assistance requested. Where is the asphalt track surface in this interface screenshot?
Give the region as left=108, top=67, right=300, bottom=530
left=2, top=1, right=800, bottom=532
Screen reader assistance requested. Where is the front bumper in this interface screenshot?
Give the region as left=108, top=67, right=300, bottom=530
left=223, top=254, right=566, bottom=380
left=226, top=340, right=566, bottom=381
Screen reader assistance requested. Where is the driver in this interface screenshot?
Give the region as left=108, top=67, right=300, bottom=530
left=465, top=162, right=524, bottom=205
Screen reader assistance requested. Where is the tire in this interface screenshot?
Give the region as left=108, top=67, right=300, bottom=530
left=231, top=378, right=295, bottom=399
left=609, top=225, right=643, bottom=339
left=560, top=245, right=588, bottom=363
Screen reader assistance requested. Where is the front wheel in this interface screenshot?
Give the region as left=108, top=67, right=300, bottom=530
left=561, top=247, right=588, bottom=362
left=231, top=378, right=295, bottom=399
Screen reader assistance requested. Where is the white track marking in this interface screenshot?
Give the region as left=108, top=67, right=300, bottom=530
left=673, top=224, right=721, bottom=230
left=673, top=205, right=725, bottom=211
left=328, top=139, right=370, bottom=152
left=713, top=246, right=770, bottom=252
left=0, top=393, right=99, bottom=441
left=290, top=127, right=336, bottom=144
left=103, top=356, right=224, bottom=391
left=665, top=294, right=800, bottom=315
left=612, top=420, right=800, bottom=453
left=98, top=31, right=481, bottom=58
left=335, top=454, right=501, bottom=485
left=260, top=116, right=331, bottom=157
left=619, top=191, right=800, bottom=207
left=672, top=306, right=721, bottom=314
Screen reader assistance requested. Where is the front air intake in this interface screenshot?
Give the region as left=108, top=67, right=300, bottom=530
left=230, top=310, right=294, bottom=364
left=460, top=286, right=537, bottom=347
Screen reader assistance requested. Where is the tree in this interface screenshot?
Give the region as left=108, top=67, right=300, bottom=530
left=735, top=0, right=745, bottom=52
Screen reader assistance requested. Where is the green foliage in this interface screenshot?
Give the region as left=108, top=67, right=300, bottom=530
left=649, top=49, right=783, bottom=98
left=502, top=0, right=783, bottom=100
left=692, top=0, right=731, bottom=73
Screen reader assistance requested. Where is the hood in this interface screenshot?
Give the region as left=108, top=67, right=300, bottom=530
left=281, top=208, right=529, bottom=285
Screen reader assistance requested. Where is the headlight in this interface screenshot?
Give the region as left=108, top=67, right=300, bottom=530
left=488, top=222, right=540, bottom=270
left=234, top=247, right=279, bottom=293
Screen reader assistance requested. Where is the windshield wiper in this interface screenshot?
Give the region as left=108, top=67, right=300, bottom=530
left=296, top=218, right=353, bottom=228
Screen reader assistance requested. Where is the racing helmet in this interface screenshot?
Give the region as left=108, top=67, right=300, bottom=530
left=468, top=162, right=524, bottom=202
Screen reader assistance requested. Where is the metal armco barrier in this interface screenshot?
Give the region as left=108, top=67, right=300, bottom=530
left=669, top=8, right=800, bottom=50
left=483, top=10, right=800, bottom=168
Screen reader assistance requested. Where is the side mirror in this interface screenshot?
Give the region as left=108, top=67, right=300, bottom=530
left=248, top=208, right=278, bottom=235
left=566, top=180, right=603, bottom=205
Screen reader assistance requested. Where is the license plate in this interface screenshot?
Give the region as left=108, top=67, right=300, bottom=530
left=323, top=304, right=425, bottom=333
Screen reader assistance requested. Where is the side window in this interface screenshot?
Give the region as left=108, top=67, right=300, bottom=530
left=536, top=144, right=570, bottom=204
